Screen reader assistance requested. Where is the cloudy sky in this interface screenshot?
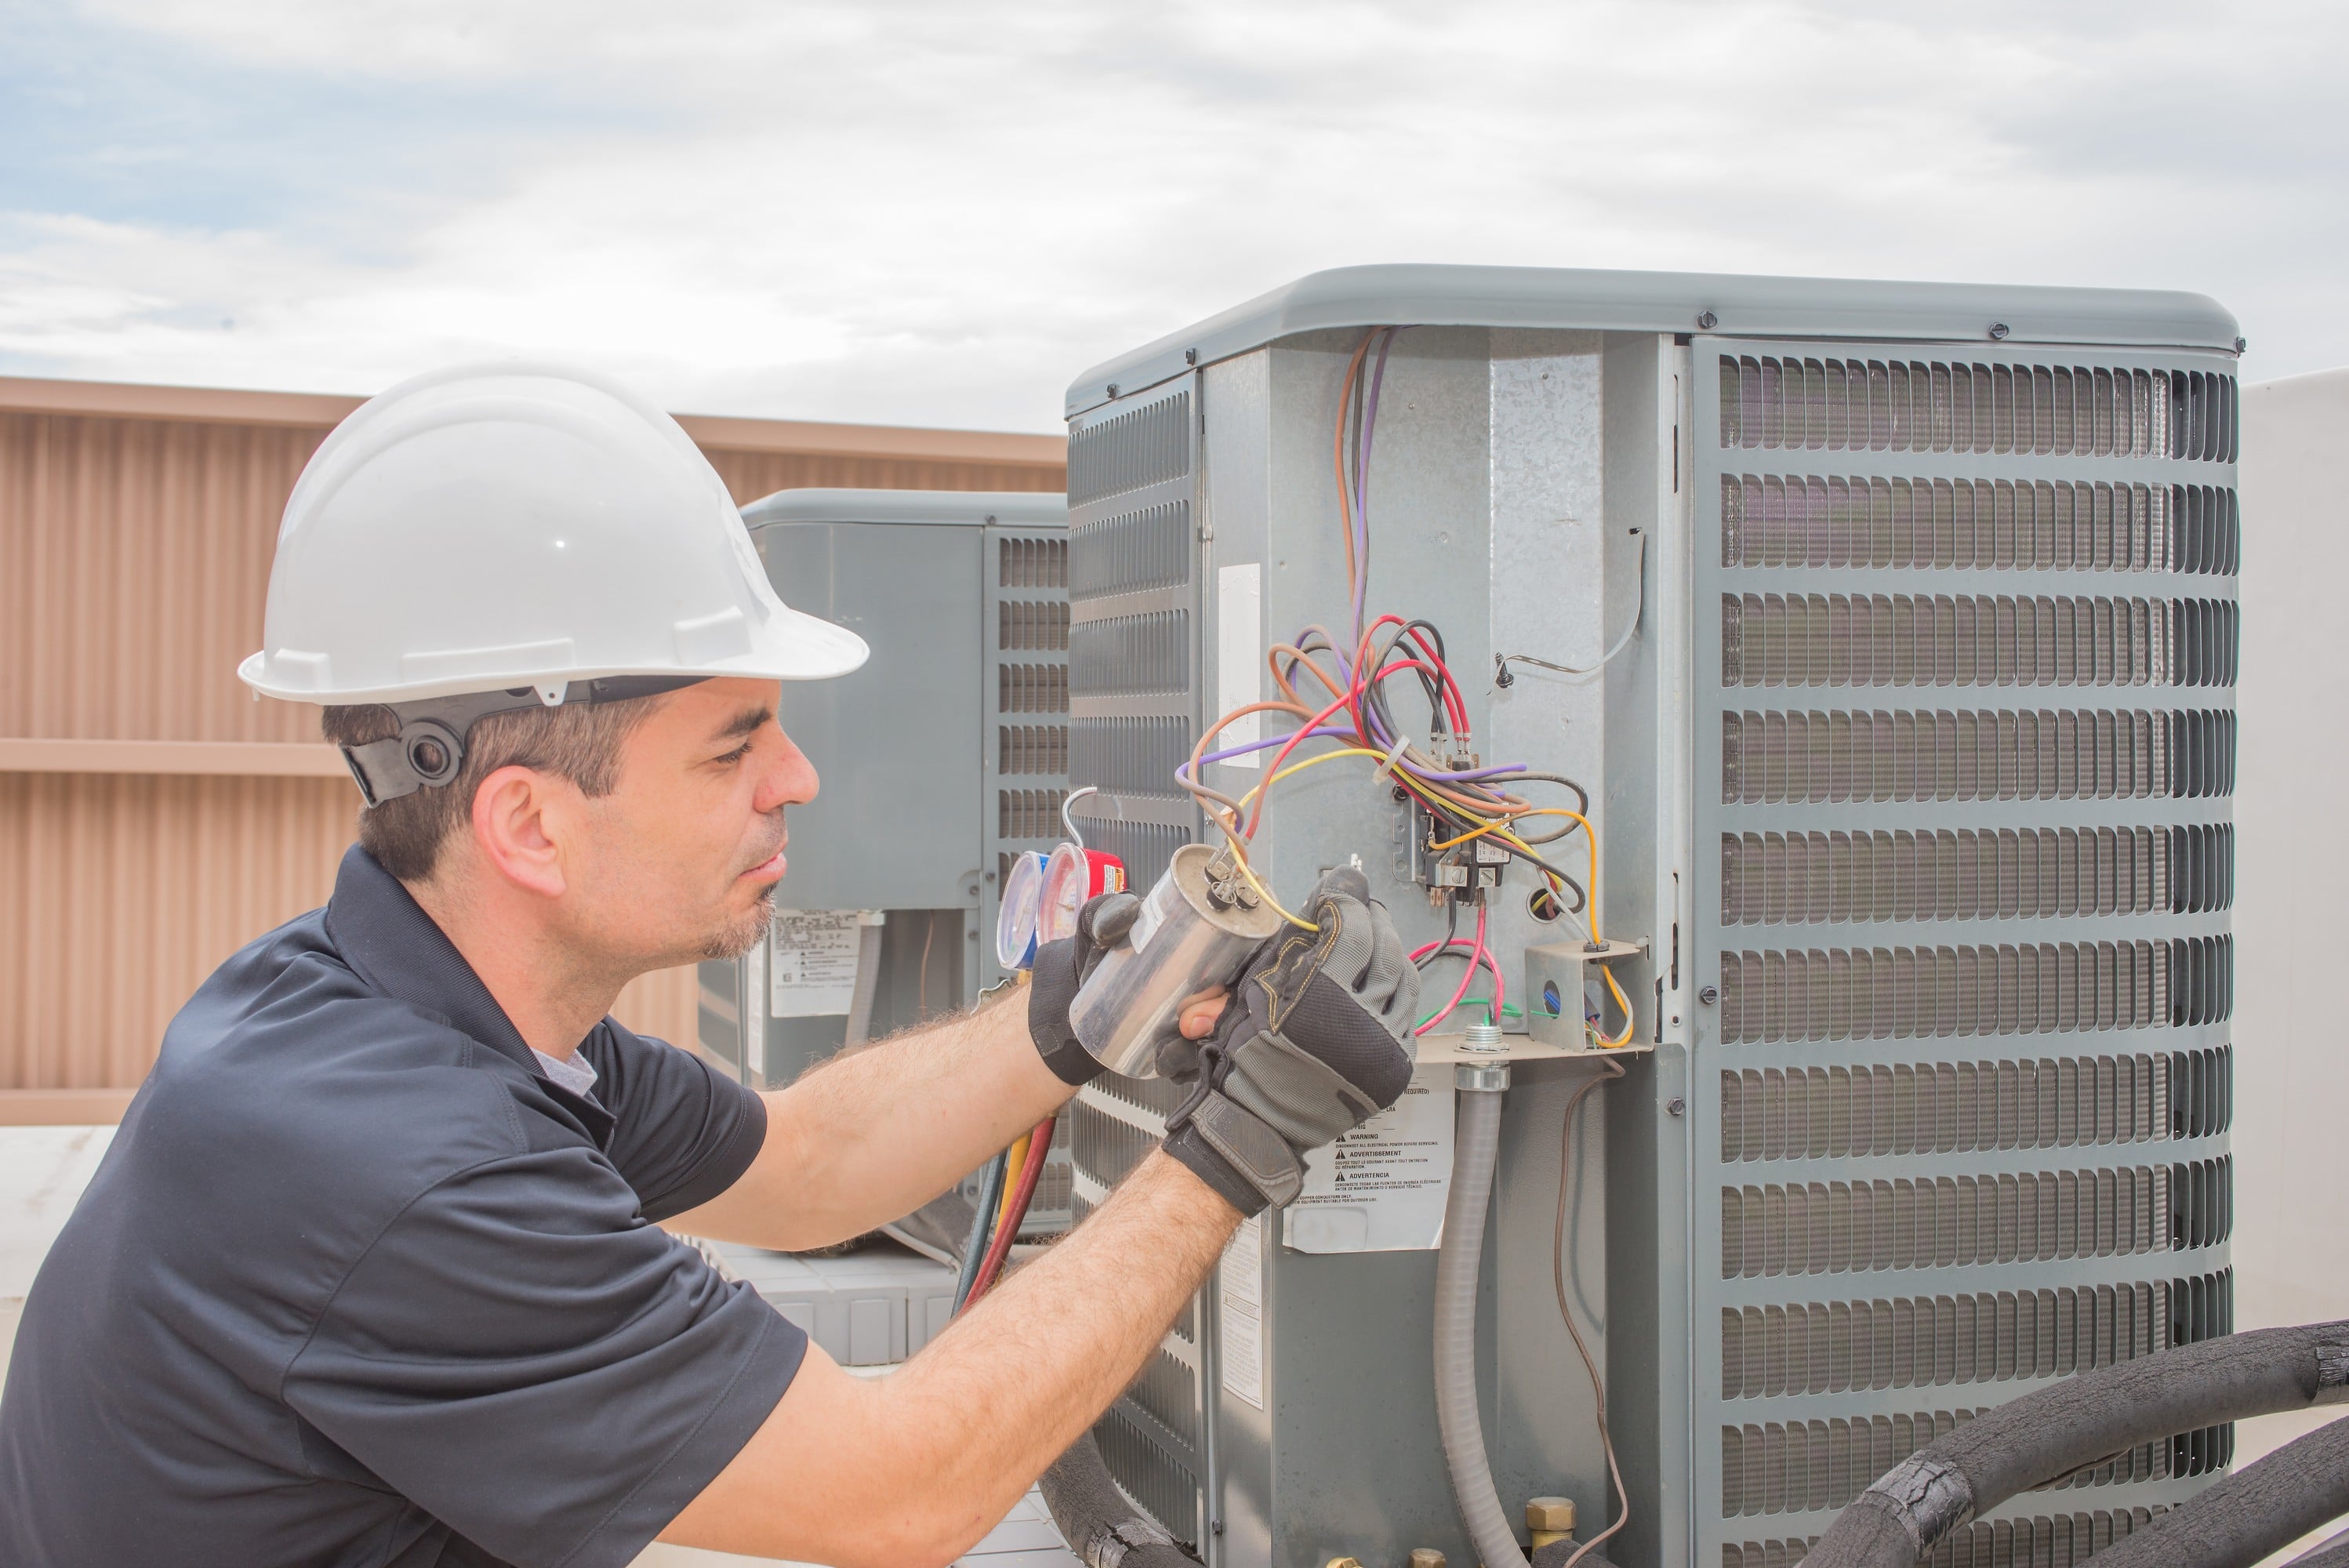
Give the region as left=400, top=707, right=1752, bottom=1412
left=1, top=0, right=2339, bottom=432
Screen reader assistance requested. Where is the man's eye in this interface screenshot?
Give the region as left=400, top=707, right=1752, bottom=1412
left=717, top=743, right=753, bottom=764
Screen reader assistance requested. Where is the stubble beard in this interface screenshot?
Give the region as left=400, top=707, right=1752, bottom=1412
left=700, top=882, right=777, bottom=962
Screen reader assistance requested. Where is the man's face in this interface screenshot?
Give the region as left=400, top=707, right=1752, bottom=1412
left=561, top=677, right=816, bottom=971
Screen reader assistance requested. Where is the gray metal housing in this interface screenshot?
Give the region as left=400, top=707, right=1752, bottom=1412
left=695, top=487, right=1073, bottom=1229
left=1059, top=270, right=2237, bottom=1568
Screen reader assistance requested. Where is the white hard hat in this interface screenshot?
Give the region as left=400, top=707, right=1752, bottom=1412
left=240, top=361, right=869, bottom=706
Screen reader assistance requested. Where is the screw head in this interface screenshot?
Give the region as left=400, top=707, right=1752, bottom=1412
left=1696, top=310, right=1718, bottom=330
left=1988, top=321, right=2011, bottom=340
left=1185, top=347, right=1200, bottom=365
left=2235, top=336, right=2249, bottom=354
left=1666, top=1096, right=1686, bottom=1116
left=1106, top=382, right=1120, bottom=397
left=1698, top=984, right=1720, bottom=1005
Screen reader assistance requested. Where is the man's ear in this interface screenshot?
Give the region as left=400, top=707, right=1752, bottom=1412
left=470, top=764, right=572, bottom=899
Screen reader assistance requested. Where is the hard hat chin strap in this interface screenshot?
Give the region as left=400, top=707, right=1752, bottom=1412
left=338, top=676, right=706, bottom=808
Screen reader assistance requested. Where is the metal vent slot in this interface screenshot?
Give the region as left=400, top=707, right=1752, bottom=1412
left=1071, top=1100, right=1161, bottom=1189
left=1721, top=1164, right=2174, bottom=1278
left=997, top=724, right=1069, bottom=777
left=2168, top=935, right=2234, bottom=1025
left=998, top=789, right=1068, bottom=840
left=2171, top=1045, right=2233, bottom=1138
left=1719, top=1273, right=2231, bottom=1397
left=1720, top=708, right=2235, bottom=804
left=1070, top=715, right=1193, bottom=798
left=1720, top=1410, right=2169, bottom=1519
left=1071, top=818, right=1190, bottom=896
left=1717, top=941, right=2174, bottom=1043
left=1124, top=1344, right=1201, bottom=1452
left=1724, top=1505, right=2167, bottom=1568
left=1719, top=477, right=2221, bottom=575
left=998, top=535, right=1067, bottom=589
left=2170, top=1157, right=2232, bottom=1250
left=998, top=599, right=1070, bottom=652
left=1069, top=392, right=1192, bottom=507
left=1095, top=1403, right=1198, bottom=1544
left=1721, top=827, right=2165, bottom=925
left=1069, top=499, right=1192, bottom=601
left=998, top=664, right=1069, bottom=714
left=1719, top=1053, right=2190, bottom=1162
left=2169, top=371, right=2238, bottom=463
left=1719, top=1051, right=2170, bottom=1164
left=1718, top=357, right=2216, bottom=459
left=2172, top=485, right=2243, bottom=575
left=2168, top=825, right=2234, bottom=913
left=1722, top=595, right=2235, bottom=691
left=1087, top=1069, right=1185, bottom=1122
left=1069, top=610, right=1190, bottom=697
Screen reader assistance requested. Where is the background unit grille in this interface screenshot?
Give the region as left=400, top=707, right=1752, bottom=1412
left=1719, top=1272, right=2227, bottom=1398
left=1073, top=818, right=1189, bottom=893
left=1720, top=476, right=2238, bottom=575
left=1724, top=1504, right=2168, bottom=1568
left=1721, top=827, right=2192, bottom=925
left=1696, top=337, right=2233, bottom=1564
left=1717, top=357, right=2235, bottom=462
left=1071, top=500, right=1192, bottom=600
left=998, top=789, right=1067, bottom=840
left=1719, top=1049, right=2233, bottom=1162
left=999, top=599, right=1069, bottom=652
left=1719, top=708, right=2236, bottom=804
left=998, top=663, right=1069, bottom=714
left=998, top=724, right=1067, bottom=777
left=1720, top=1161, right=2188, bottom=1278
left=1067, top=391, right=1191, bottom=507
left=1069, top=610, right=1190, bottom=697
left=1069, top=716, right=1192, bottom=797
left=999, top=535, right=1066, bottom=588
left=1720, top=593, right=2235, bottom=689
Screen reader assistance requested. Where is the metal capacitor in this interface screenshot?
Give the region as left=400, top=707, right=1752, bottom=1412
left=1068, top=843, right=1286, bottom=1079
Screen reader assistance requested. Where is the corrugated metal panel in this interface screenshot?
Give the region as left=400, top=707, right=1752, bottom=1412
left=0, top=387, right=1065, bottom=1102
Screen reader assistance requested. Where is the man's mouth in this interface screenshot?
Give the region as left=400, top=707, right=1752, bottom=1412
left=742, top=842, right=788, bottom=884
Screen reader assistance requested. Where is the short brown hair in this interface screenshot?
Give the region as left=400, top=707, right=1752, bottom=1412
left=322, top=698, right=661, bottom=883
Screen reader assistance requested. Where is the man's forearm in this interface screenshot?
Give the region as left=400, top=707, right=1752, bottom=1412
left=677, top=987, right=1072, bottom=1249
left=663, top=1150, right=1240, bottom=1567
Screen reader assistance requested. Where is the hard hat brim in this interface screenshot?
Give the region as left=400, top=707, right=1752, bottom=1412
left=238, top=602, right=869, bottom=706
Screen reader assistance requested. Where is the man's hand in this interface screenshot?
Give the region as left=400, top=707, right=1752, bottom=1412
left=1157, top=867, right=1418, bottom=1214
left=1025, top=891, right=1139, bottom=1085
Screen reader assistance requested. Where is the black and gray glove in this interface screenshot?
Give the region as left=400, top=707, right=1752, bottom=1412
left=1159, top=868, right=1418, bottom=1215
left=1027, top=891, right=1142, bottom=1086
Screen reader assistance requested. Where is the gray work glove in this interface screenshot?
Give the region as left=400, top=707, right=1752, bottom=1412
left=1027, top=892, right=1141, bottom=1085
left=1159, top=868, right=1418, bottom=1215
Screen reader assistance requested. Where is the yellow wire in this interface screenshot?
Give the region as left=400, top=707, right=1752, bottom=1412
left=995, top=1131, right=1032, bottom=1228
left=1231, top=746, right=1389, bottom=811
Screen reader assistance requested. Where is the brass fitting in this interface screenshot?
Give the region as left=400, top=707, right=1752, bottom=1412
left=1322, top=1559, right=1364, bottom=1568
left=1407, top=1552, right=1448, bottom=1568
left=1526, top=1494, right=1577, bottom=1550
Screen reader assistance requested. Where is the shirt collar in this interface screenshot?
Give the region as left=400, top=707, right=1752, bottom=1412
left=321, top=848, right=611, bottom=1135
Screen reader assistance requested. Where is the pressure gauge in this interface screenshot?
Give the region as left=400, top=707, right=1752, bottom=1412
left=996, top=850, right=1049, bottom=971
left=1037, top=841, right=1128, bottom=946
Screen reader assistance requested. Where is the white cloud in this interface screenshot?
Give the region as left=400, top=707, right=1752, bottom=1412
left=5, top=0, right=2340, bottom=428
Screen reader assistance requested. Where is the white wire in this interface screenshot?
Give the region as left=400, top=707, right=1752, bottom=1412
left=1494, top=529, right=1648, bottom=684
left=1060, top=785, right=1098, bottom=848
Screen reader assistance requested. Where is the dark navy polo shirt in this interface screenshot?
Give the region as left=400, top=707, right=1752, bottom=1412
left=0, top=847, right=804, bottom=1568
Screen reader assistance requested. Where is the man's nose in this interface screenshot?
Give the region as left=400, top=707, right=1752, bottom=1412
left=756, top=728, right=819, bottom=812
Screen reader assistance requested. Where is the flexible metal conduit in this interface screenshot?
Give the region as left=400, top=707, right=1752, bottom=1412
left=1804, top=1321, right=2349, bottom=1568
left=1435, top=1079, right=1528, bottom=1568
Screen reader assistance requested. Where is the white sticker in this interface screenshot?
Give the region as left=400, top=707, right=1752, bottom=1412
left=1125, top=862, right=1181, bottom=956
left=1217, top=563, right=1263, bottom=768
left=1218, top=1212, right=1265, bottom=1410
left=1284, top=1066, right=1455, bottom=1253
left=768, top=911, right=866, bottom=1018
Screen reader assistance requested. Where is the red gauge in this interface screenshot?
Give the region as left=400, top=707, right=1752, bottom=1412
left=1038, top=842, right=1128, bottom=946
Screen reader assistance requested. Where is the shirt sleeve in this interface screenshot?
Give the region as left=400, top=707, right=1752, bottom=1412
left=283, top=1149, right=804, bottom=1568
left=583, top=1020, right=767, bottom=1221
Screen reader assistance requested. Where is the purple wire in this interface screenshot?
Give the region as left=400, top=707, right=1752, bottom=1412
left=1178, top=724, right=1527, bottom=782
left=1352, top=329, right=1397, bottom=642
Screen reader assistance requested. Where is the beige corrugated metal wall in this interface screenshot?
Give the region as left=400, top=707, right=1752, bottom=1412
left=0, top=379, right=1063, bottom=1115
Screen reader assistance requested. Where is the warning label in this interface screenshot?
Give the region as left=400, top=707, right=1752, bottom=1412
left=1218, top=1213, right=1265, bottom=1410
left=768, top=911, right=867, bottom=1018
left=1283, top=1065, right=1454, bottom=1254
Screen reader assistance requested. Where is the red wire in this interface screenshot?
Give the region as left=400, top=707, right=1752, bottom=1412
left=1408, top=937, right=1509, bottom=1015
left=1417, top=905, right=1489, bottom=1036
left=964, top=1114, right=1055, bottom=1308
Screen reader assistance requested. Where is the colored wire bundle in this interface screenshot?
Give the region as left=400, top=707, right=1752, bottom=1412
left=957, top=1114, right=1057, bottom=1312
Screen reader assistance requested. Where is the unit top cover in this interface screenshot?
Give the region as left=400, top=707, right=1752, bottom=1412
left=1065, top=263, right=2240, bottom=416
left=740, top=487, right=1067, bottom=530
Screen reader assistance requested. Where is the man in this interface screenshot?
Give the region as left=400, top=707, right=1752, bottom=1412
left=0, top=365, right=1418, bottom=1567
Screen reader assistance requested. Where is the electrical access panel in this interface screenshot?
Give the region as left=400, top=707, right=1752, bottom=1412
left=695, top=487, right=1073, bottom=1241
left=1057, top=266, right=2238, bottom=1568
